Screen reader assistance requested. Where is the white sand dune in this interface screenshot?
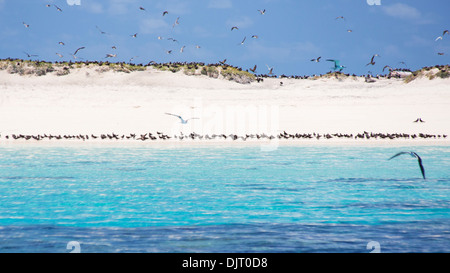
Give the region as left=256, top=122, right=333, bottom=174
left=0, top=66, right=449, bottom=145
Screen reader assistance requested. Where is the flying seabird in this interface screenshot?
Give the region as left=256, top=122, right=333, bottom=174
left=219, top=59, right=227, bottom=65
left=180, top=46, right=185, bottom=53
left=105, top=53, right=117, bottom=58
left=163, top=11, right=168, bottom=16
left=383, top=65, right=393, bottom=72
left=165, top=113, right=199, bottom=124
left=56, top=53, right=63, bottom=58
left=347, top=29, right=353, bottom=33
left=413, top=118, right=425, bottom=123
left=111, top=46, right=117, bottom=50
left=22, top=22, right=30, bottom=28
left=266, top=64, right=274, bottom=75
left=335, top=16, right=345, bottom=20
left=231, top=26, right=239, bottom=31
left=258, top=9, right=266, bottom=15
left=167, top=37, right=178, bottom=43
left=195, top=45, right=201, bottom=49
left=96, top=26, right=109, bottom=35
left=249, top=65, right=257, bottom=72
left=326, top=59, right=346, bottom=72
left=239, top=36, right=247, bottom=45
left=435, top=36, right=443, bottom=41
left=251, top=35, right=259, bottom=39
left=172, top=17, right=180, bottom=28
left=139, top=6, right=146, bottom=11
left=166, top=50, right=172, bottom=54
left=129, top=56, right=138, bottom=62
left=388, top=151, right=426, bottom=179
left=54, top=5, right=62, bottom=12
left=366, top=54, right=380, bottom=66
left=58, top=41, right=65, bottom=45
left=311, top=56, right=321, bottom=62
left=131, top=33, right=138, bottom=38
left=437, top=52, right=445, bottom=55
left=73, top=47, right=85, bottom=56
left=23, top=51, right=38, bottom=58
left=443, top=30, right=449, bottom=36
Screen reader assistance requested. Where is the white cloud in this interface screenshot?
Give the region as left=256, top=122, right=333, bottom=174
left=226, top=16, right=254, bottom=29
left=208, top=0, right=232, bottom=9
left=139, top=18, right=170, bottom=34
left=382, top=3, right=421, bottom=20
left=83, top=2, right=104, bottom=14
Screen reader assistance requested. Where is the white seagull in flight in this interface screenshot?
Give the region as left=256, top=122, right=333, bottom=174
left=165, top=113, right=199, bottom=124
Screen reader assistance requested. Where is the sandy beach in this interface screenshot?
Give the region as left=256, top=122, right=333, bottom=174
left=1, top=65, right=449, bottom=146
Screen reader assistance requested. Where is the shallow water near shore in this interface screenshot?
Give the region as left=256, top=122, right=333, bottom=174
left=0, top=146, right=449, bottom=252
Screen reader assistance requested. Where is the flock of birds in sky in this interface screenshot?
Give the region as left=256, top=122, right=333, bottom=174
left=16, top=4, right=448, bottom=76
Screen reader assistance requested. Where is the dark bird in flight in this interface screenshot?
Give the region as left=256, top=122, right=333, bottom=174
left=173, top=17, right=180, bottom=28
left=166, top=50, right=172, bottom=54
left=335, top=16, right=345, bottom=20
left=105, top=54, right=117, bottom=58
left=167, top=37, right=178, bottom=43
left=58, top=41, right=65, bottom=45
left=165, top=113, right=199, bottom=124
left=231, top=26, right=239, bottom=31
left=139, top=6, right=146, bottom=11
left=383, top=65, right=393, bottom=72
left=23, top=51, right=38, bottom=58
left=180, top=46, right=185, bottom=53
left=266, top=64, right=274, bottom=75
left=96, top=26, right=109, bottom=35
left=437, top=52, right=445, bottom=55
left=54, top=5, right=62, bottom=12
left=413, top=118, right=425, bottom=123
left=311, top=56, right=321, bottom=62
left=239, top=36, right=247, bottom=45
left=56, top=53, right=63, bottom=58
left=251, top=35, right=259, bottom=39
left=163, top=11, right=168, bottom=16
left=347, top=29, right=353, bottom=33
left=327, top=59, right=346, bottom=71
left=249, top=65, right=257, bottom=73
left=73, top=47, right=85, bottom=56
left=366, top=54, right=380, bottom=66
left=131, top=33, right=138, bottom=38
left=219, top=59, right=227, bottom=65
left=443, top=30, right=449, bottom=36
left=389, top=152, right=426, bottom=179
left=258, top=9, right=266, bottom=15
left=399, top=61, right=407, bottom=67
left=22, top=22, right=30, bottom=28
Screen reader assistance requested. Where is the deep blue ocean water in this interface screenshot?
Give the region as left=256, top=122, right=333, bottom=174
left=0, top=145, right=449, bottom=253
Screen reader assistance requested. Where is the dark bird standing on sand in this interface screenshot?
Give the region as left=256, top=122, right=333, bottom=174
left=389, top=152, right=426, bottom=179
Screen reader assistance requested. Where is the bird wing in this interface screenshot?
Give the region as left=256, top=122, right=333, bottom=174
left=74, top=47, right=85, bottom=55
left=388, top=152, right=410, bottom=160
left=412, top=153, right=426, bottom=179
left=165, top=113, right=182, bottom=120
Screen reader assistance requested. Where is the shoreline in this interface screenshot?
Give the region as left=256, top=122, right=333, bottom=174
left=1, top=64, right=449, bottom=148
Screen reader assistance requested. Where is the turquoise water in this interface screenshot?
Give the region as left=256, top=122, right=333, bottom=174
left=0, top=145, right=449, bottom=252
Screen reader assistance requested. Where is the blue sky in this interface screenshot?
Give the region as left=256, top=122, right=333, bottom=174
left=0, top=0, right=449, bottom=76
